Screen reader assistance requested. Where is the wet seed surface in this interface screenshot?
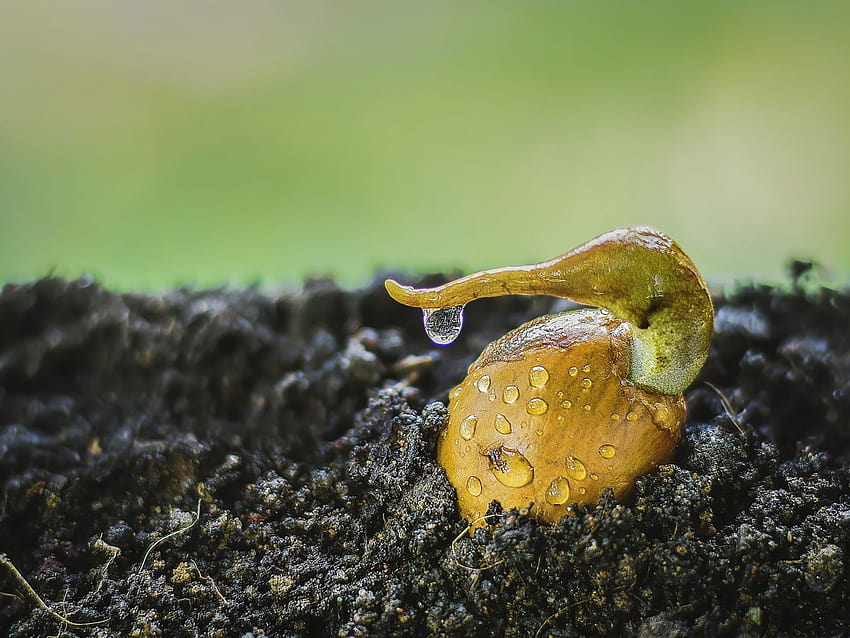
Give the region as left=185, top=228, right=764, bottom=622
left=0, top=274, right=849, bottom=637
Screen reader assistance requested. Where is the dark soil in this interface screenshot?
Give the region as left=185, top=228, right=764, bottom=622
left=1, top=270, right=849, bottom=637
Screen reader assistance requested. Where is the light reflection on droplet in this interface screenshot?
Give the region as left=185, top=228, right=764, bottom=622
left=565, top=455, right=587, bottom=480
left=459, top=415, right=477, bottom=440
left=422, top=305, right=465, bottom=345
left=494, top=413, right=512, bottom=434
left=529, top=366, right=550, bottom=388
left=545, top=476, right=571, bottom=505
left=486, top=446, right=534, bottom=488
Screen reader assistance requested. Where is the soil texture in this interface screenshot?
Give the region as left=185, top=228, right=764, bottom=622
left=1, top=271, right=849, bottom=637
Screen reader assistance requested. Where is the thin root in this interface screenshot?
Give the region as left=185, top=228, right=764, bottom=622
left=450, top=515, right=501, bottom=572
left=0, top=553, right=106, bottom=627
left=704, top=381, right=745, bottom=435
left=190, top=560, right=229, bottom=606
left=138, top=499, right=202, bottom=575
left=92, top=536, right=121, bottom=595
left=534, top=598, right=592, bottom=638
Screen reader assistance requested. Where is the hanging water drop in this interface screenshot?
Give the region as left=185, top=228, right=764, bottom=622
left=422, top=305, right=465, bottom=345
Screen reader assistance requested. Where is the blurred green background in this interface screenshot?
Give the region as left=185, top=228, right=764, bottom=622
left=1, top=1, right=848, bottom=291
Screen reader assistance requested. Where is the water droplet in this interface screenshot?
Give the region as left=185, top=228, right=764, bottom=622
left=556, top=415, right=564, bottom=421
left=466, top=476, right=482, bottom=496
left=565, top=455, right=587, bottom=480
left=503, top=386, right=519, bottom=404
left=488, top=392, right=496, bottom=402
left=562, top=400, right=572, bottom=409
left=529, top=365, right=550, bottom=387
left=476, top=375, right=491, bottom=393
left=494, top=414, right=512, bottom=434
left=526, top=397, right=549, bottom=415
left=578, top=486, right=587, bottom=495
left=611, top=413, right=620, bottom=421
left=486, top=446, right=534, bottom=488
left=521, top=420, right=529, bottom=429
left=545, top=476, right=571, bottom=505
left=580, top=378, right=592, bottom=389
left=581, top=364, right=591, bottom=373
left=459, top=415, right=478, bottom=440
left=626, top=411, right=639, bottom=421
left=422, top=305, right=464, bottom=345
left=568, top=366, right=578, bottom=377
left=589, top=473, right=599, bottom=481
left=557, top=391, right=564, bottom=398
left=599, top=444, right=616, bottom=459
left=582, top=404, right=592, bottom=411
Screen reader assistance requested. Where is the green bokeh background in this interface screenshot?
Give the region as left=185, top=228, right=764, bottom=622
left=1, top=1, right=848, bottom=291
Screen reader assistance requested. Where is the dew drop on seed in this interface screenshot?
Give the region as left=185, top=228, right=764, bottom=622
left=598, top=444, right=616, bottom=459
left=503, top=386, right=519, bottom=404
left=476, top=375, right=491, bottom=393
left=545, top=476, right=571, bottom=505
left=494, top=413, right=512, bottom=434
left=466, top=475, right=483, bottom=496
left=565, top=455, right=587, bottom=480
left=526, top=397, right=548, bottom=415
left=611, top=413, right=620, bottom=421
left=422, top=305, right=465, bottom=345
left=580, top=378, right=592, bottom=389
left=486, top=446, right=534, bottom=488
left=562, top=400, right=572, bottom=409
left=529, top=365, right=550, bottom=388
left=568, top=366, right=578, bottom=377
left=578, top=486, right=587, bottom=495
left=583, top=404, right=592, bottom=411
left=459, top=415, right=478, bottom=440
left=582, top=364, right=590, bottom=373
left=626, top=411, right=639, bottom=421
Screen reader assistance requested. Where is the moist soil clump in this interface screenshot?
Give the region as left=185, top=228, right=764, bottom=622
left=1, top=273, right=849, bottom=637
